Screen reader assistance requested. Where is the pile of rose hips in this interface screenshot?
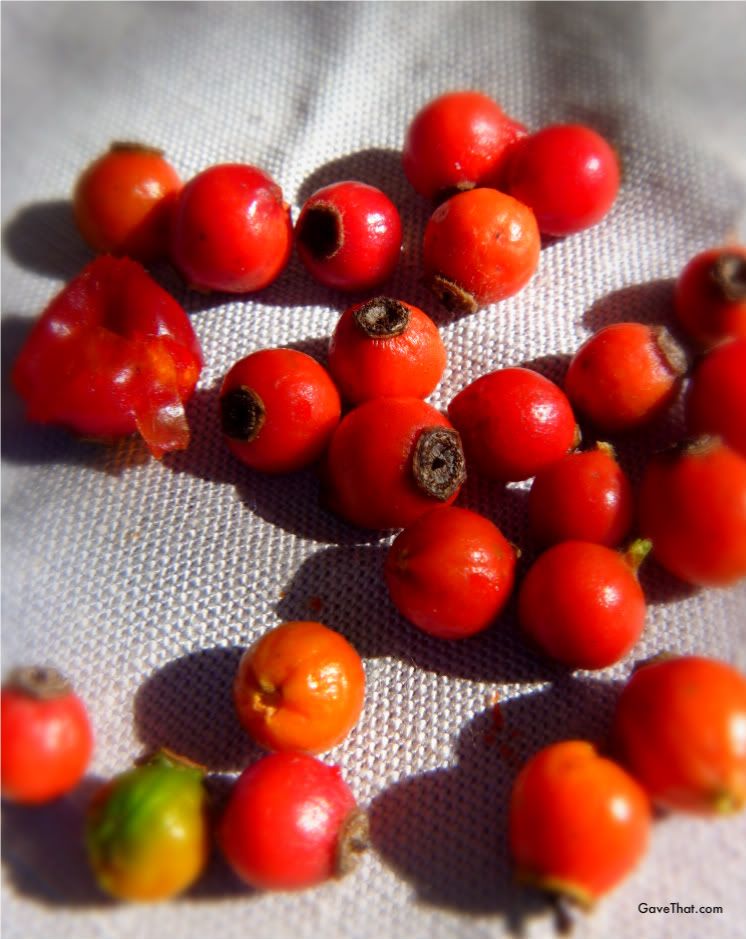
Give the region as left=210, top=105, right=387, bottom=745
left=4, top=89, right=746, bottom=911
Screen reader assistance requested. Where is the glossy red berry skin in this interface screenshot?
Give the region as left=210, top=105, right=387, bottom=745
left=611, top=655, right=746, bottom=814
left=637, top=437, right=746, bottom=586
left=324, top=397, right=466, bottom=530
left=528, top=444, right=633, bottom=548
left=402, top=90, right=527, bottom=201
left=1, top=668, right=94, bottom=805
left=170, top=163, right=292, bottom=293
left=218, top=752, right=366, bottom=891
left=423, top=188, right=540, bottom=314
left=505, top=124, right=620, bottom=236
left=448, top=367, right=579, bottom=482
left=384, top=506, right=517, bottom=639
left=509, top=741, right=651, bottom=907
left=518, top=541, right=648, bottom=670
left=328, top=297, right=446, bottom=404
left=295, top=181, right=402, bottom=292
left=220, top=349, right=341, bottom=474
left=565, top=323, right=686, bottom=433
left=73, top=143, right=182, bottom=262
left=674, top=246, right=746, bottom=348
left=685, top=338, right=746, bottom=457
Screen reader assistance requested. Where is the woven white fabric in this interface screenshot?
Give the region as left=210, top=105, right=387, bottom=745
left=2, top=3, right=746, bottom=938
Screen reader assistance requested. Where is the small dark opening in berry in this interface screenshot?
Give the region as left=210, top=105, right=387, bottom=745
left=297, top=203, right=343, bottom=261
left=354, top=297, right=410, bottom=338
left=412, top=427, right=467, bottom=500
left=711, top=253, right=746, bottom=302
left=220, top=386, right=266, bottom=442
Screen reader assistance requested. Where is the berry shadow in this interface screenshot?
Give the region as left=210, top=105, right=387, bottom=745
left=275, top=541, right=568, bottom=685
left=582, top=280, right=678, bottom=333
left=2, top=200, right=94, bottom=282
left=1, top=776, right=112, bottom=908
left=370, top=674, right=623, bottom=922
left=133, top=645, right=262, bottom=773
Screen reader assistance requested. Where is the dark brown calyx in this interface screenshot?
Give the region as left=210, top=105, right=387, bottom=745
left=412, top=427, right=467, bottom=500
left=109, top=141, right=165, bottom=157
left=651, top=325, right=687, bottom=376
left=335, top=807, right=370, bottom=877
left=354, top=297, right=410, bottom=338
left=710, top=252, right=746, bottom=302
left=5, top=666, right=71, bottom=700
left=220, top=386, right=266, bottom=442
left=296, top=201, right=343, bottom=261
left=426, top=272, right=479, bottom=315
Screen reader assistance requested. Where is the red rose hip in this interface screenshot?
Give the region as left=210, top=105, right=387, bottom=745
left=685, top=338, right=746, bottom=457
left=220, top=349, right=341, bottom=473
left=448, top=367, right=579, bottom=482
left=423, top=188, right=540, bottom=314
left=506, top=124, right=620, bottom=236
left=403, top=90, right=527, bottom=201
left=674, top=245, right=746, bottom=348
left=295, top=181, right=402, bottom=292
left=637, top=437, right=746, bottom=586
left=170, top=163, right=292, bottom=293
left=385, top=506, right=517, bottom=639
left=324, top=397, right=466, bottom=530
left=328, top=297, right=446, bottom=404
left=218, top=752, right=368, bottom=890
left=518, top=540, right=650, bottom=670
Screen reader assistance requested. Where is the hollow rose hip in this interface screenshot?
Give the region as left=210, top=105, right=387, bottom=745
left=170, top=163, right=292, bottom=293
left=324, top=397, right=466, bottom=530
left=328, top=297, right=446, bottom=404
left=220, top=348, right=341, bottom=474
left=674, top=245, right=746, bottom=348
left=509, top=741, right=651, bottom=908
left=527, top=443, right=633, bottom=548
left=11, top=256, right=203, bottom=457
left=73, top=142, right=182, bottom=262
left=1, top=667, right=93, bottom=805
left=685, top=338, right=746, bottom=457
left=384, top=506, right=517, bottom=639
left=505, top=124, right=620, bottom=236
left=448, top=367, right=579, bottom=482
left=564, top=323, right=687, bottom=433
left=234, top=621, right=365, bottom=754
left=518, top=540, right=650, bottom=670
left=423, top=188, right=540, bottom=314
left=86, top=751, right=209, bottom=902
left=637, top=437, right=746, bottom=586
left=611, top=655, right=746, bottom=814
left=218, top=752, right=368, bottom=891
left=402, top=90, right=527, bottom=201
left=295, top=181, right=402, bottom=292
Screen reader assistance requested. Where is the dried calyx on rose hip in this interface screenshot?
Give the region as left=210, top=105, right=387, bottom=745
left=86, top=750, right=210, bottom=902
left=170, top=163, right=292, bottom=293
left=402, top=90, right=527, bottom=201
left=218, top=752, right=369, bottom=891
left=1, top=666, right=94, bottom=805
left=73, top=141, right=182, bottom=262
left=219, top=348, right=341, bottom=473
left=12, top=255, right=203, bottom=458
left=295, top=181, right=402, bottom=292
left=674, top=245, right=746, bottom=348
left=328, top=297, right=446, bottom=404
left=423, top=188, right=540, bottom=314
left=323, top=396, right=467, bottom=530
left=638, top=435, right=746, bottom=587
left=611, top=654, right=746, bottom=814
left=509, top=741, right=651, bottom=909
left=518, top=539, right=651, bottom=670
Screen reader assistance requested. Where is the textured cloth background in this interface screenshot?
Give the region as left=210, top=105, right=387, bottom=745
left=2, top=2, right=746, bottom=938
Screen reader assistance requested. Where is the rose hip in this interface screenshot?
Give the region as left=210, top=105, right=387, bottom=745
left=685, top=338, right=746, bottom=457
left=674, top=245, right=746, bottom=348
